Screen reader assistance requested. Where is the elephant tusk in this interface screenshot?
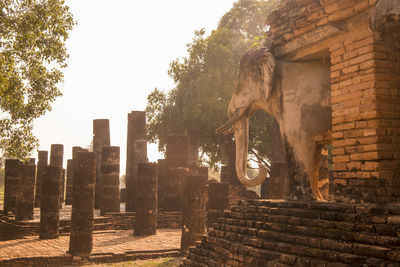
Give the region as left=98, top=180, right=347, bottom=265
left=216, top=107, right=247, bottom=135
left=222, top=127, right=234, bottom=135
left=216, top=120, right=233, bottom=134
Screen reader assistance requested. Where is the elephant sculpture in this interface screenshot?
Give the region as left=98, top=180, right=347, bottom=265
left=217, top=47, right=332, bottom=200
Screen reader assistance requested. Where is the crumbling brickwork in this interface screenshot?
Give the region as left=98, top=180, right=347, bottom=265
left=264, top=0, right=400, bottom=203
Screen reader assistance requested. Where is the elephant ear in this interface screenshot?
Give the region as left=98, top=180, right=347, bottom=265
left=259, top=52, right=276, bottom=101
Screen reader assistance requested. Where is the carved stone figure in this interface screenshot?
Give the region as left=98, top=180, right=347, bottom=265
left=217, top=48, right=331, bottom=200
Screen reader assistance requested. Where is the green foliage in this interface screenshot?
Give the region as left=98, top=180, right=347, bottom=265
left=0, top=0, right=75, bottom=158
left=146, top=0, right=278, bottom=167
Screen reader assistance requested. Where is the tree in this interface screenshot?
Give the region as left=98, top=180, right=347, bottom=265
left=146, top=0, right=278, bottom=167
left=0, top=0, right=75, bottom=158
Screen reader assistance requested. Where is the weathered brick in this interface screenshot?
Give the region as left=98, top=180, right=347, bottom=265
left=333, top=155, right=350, bottom=163
left=345, top=37, right=374, bottom=52
left=354, top=0, right=369, bottom=11
left=328, top=7, right=354, bottom=21
left=347, top=162, right=362, bottom=171
left=333, top=163, right=347, bottom=171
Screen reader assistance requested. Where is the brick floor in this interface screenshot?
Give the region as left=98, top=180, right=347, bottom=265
left=0, top=229, right=181, bottom=265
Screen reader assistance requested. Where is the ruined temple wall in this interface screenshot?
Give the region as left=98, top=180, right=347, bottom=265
left=267, top=0, right=377, bottom=50
left=328, top=24, right=394, bottom=202
left=266, top=0, right=399, bottom=202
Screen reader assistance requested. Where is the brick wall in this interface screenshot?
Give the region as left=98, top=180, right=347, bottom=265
left=329, top=24, right=398, bottom=202
left=266, top=0, right=400, bottom=202
left=267, top=0, right=377, bottom=48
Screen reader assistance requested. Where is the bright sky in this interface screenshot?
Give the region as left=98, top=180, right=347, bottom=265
left=32, top=0, right=237, bottom=173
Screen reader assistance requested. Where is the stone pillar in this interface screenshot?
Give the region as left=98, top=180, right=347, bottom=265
left=207, top=182, right=230, bottom=229
left=15, top=163, right=36, bottom=220
left=40, top=166, right=61, bottom=239
left=261, top=118, right=289, bottom=199
left=100, top=146, right=120, bottom=215
left=35, top=151, right=48, bottom=207
left=134, top=163, right=158, bottom=236
left=185, top=129, right=199, bottom=174
left=220, top=166, right=230, bottom=183
left=199, top=167, right=208, bottom=179
left=166, top=135, right=190, bottom=168
left=3, top=159, right=21, bottom=214
left=61, top=168, right=66, bottom=203
left=162, top=135, right=190, bottom=211
left=181, top=175, right=207, bottom=253
left=93, top=119, right=110, bottom=209
left=126, top=111, right=147, bottom=212
left=50, top=144, right=64, bottom=167
left=65, top=147, right=88, bottom=205
left=164, top=168, right=188, bottom=211
left=65, top=160, right=73, bottom=205
left=50, top=144, right=64, bottom=206
left=69, top=151, right=96, bottom=257
left=224, top=138, right=240, bottom=185
left=157, top=159, right=167, bottom=210
left=120, top=188, right=126, bottom=203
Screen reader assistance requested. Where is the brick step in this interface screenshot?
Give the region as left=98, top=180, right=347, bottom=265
left=183, top=200, right=400, bottom=266
left=214, top=226, right=397, bottom=261
left=227, top=207, right=400, bottom=236
left=214, top=217, right=400, bottom=248
left=204, top=229, right=397, bottom=266
left=181, top=258, right=207, bottom=267
left=187, top=237, right=282, bottom=267
left=231, top=204, right=398, bottom=226
left=187, top=235, right=394, bottom=266
left=60, top=222, right=115, bottom=233
left=242, top=199, right=400, bottom=214
left=241, top=200, right=400, bottom=221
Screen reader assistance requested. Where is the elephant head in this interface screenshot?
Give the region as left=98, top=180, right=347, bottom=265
left=216, top=48, right=276, bottom=187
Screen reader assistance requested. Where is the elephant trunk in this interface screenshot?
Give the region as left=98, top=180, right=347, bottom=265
left=234, top=114, right=268, bottom=187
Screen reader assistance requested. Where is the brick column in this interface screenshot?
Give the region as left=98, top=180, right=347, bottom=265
left=157, top=159, right=167, bottom=210
left=329, top=23, right=400, bottom=202
left=61, top=168, right=66, bottom=203
left=50, top=144, right=64, bottom=167
left=50, top=144, right=64, bottom=206
left=163, top=135, right=190, bottom=211
left=134, top=163, right=158, bottom=236
left=207, top=182, right=230, bottom=229
left=100, top=146, right=120, bottom=215
left=126, top=111, right=147, bottom=212
left=65, top=147, right=87, bottom=205
left=164, top=168, right=188, bottom=211
left=93, top=119, right=110, bottom=209
left=15, top=163, right=36, bottom=220
left=166, top=135, right=190, bottom=168
left=181, top=175, right=207, bottom=253
left=40, top=166, right=61, bottom=239
left=35, top=151, right=48, bottom=207
left=69, top=151, right=96, bottom=257
left=199, top=167, right=208, bottom=179
left=3, top=159, right=21, bottom=214
left=65, top=160, right=73, bottom=205
left=185, top=129, right=200, bottom=174
left=220, top=165, right=230, bottom=183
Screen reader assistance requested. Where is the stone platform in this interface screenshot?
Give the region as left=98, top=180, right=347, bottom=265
left=0, top=229, right=181, bottom=266
left=183, top=199, right=400, bottom=266
left=0, top=204, right=183, bottom=240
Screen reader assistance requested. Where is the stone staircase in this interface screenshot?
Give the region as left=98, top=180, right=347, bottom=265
left=183, top=199, right=400, bottom=266
left=0, top=215, right=114, bottom=240
left=59, top=216, right=114, bottom=234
